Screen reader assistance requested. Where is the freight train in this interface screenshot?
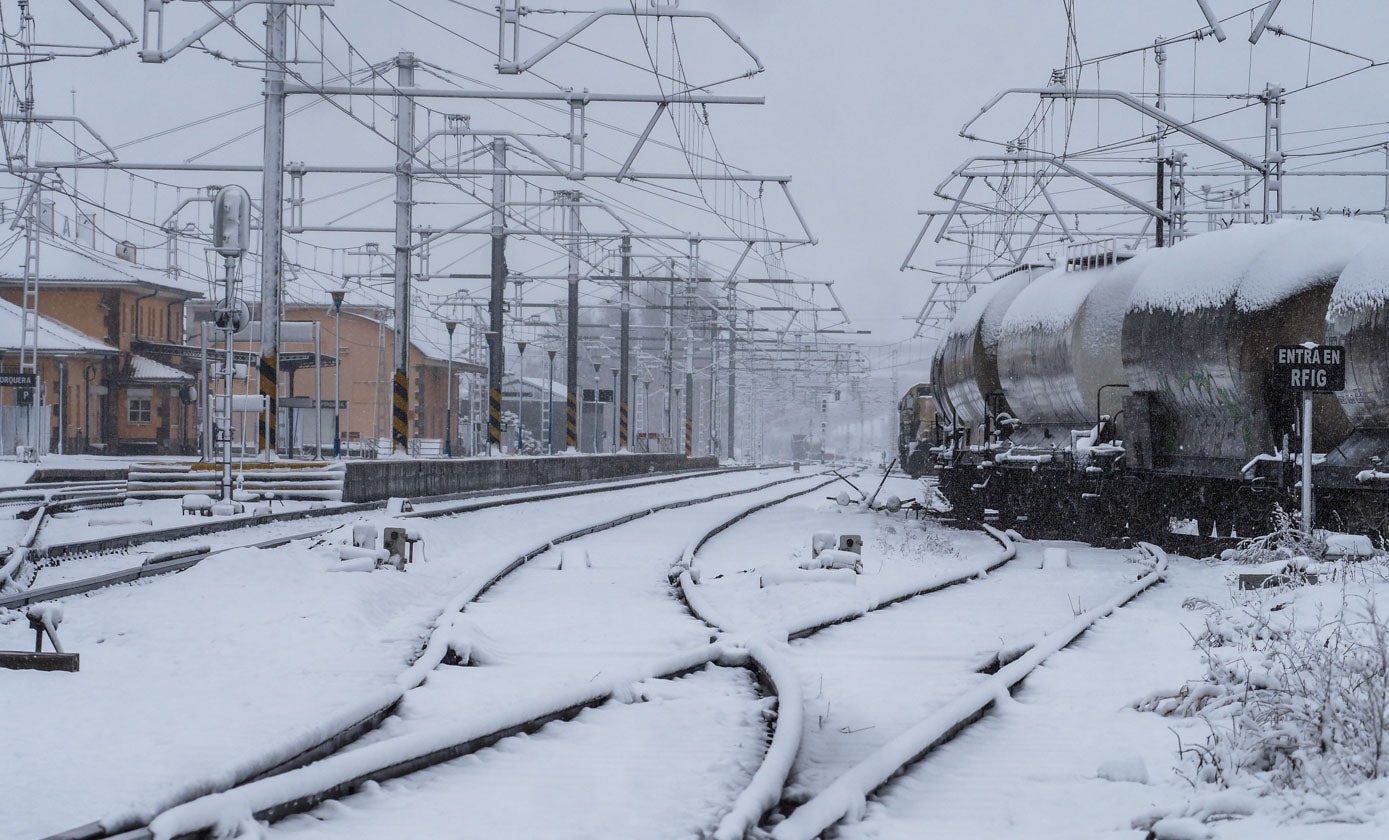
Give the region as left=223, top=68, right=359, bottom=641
left=897, top=383, right=937, bottom=477
left=923, top=219, right=1389, bottom=541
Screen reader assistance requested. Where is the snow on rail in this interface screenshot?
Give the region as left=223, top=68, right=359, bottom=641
left=674, top=492, right=1017, bottom=840
left=146, top=645, right=731, bottom=840
left=769, top=543, right=1170, bottom=840
left=58, top=469, right=820, bottom=839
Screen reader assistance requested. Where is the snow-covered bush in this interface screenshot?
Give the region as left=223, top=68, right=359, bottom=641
left=1141, top=580, right=1389, bottom=809
left=1218, top=507, right=1326, bottom=566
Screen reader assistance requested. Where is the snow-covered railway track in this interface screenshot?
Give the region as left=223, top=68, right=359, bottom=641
left=767, top=542, right=1168, bottom=840
left=27, top=468, right=826, bottom=840
left=2, top=467, right=749, bottom=611
left=28, top=466, right=744, bottom=564
left=685, top=518, right=1167, bottom=840
left=654, top=474, right=1176, bottom=839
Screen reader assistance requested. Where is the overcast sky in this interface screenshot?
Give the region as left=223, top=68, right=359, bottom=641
left=9, top=1, right=1389, bottom=385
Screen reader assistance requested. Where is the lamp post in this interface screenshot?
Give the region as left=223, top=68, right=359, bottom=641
left=674, top=385, right=684, bottom=457
left=484, top=331, right=499, bottom=455
left=630, top=372, right=639, bottom=453
left=330, top=290, right=345, bottom=458
left=642, top=376, right=651, bottom=453
left=546, top=349, right=557, bottom=454
left=592, top=361, right=602, bottom=453
left=444, top=321, right=457, bottom=457
left=515, top=340, right=528, bottom=453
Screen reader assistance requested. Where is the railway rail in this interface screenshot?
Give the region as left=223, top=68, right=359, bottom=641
left=0, top=465, right=757, bottom=605
left=38, top=467, right=832, bottom=840
left=27, top=469, right=1172, bottom=840
left=673, top=495, right=1169, bottom=840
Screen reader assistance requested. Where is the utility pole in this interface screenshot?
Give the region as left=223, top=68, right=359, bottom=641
left=684, top=323, right=695, bottom=457
left=726, top=282, right=737, bottom=460
left=488, top=138, right=507, bottom=454
left=618, top=233, right=632, bottom=451
left=564, top=190, right=582, bottom=451
left=391, top=52, right=417, bottom=455
left=258, top=4, right=288, bottom=457
left=1263, top=83, right=1285, bottom=223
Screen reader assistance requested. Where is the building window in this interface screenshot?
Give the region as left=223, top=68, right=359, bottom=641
left=127, top=389, right=153, bottom=425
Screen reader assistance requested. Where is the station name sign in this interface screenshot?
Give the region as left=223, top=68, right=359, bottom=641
left=1274, top=344, right=1345, bottom=392
left=0, top=372, right=37, bottom=387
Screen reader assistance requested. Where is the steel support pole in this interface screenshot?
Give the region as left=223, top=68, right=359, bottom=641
left=258, top=4, right=287, bottom=458
left=314, top=324, right=322, bottom=458
left=332, top=299, right=342, bottom=457
left=391, top=52, right=417, bottom=455
left=1301, top=390, right=1314, bottom=534
left=618, top=233, right=632, bottom=451
left=221, top=257, right=237, bottom=502
left=565, top=192, right=581, bottom=451
left=488, top=139, right=507, bottom=455
left=726, top=285, right=737, bottom=460
left=445, top=323, right=455, bottom=457
left=684, top=326, right=694, bottom=458
left=546, top=349, right=556, bottom=454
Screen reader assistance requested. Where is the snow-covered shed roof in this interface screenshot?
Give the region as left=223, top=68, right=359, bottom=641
left=0, top=233, right=207, bottom=297
left=126, top=354, right=193, bottom=383
left=0, top=296, right=117, bottom=356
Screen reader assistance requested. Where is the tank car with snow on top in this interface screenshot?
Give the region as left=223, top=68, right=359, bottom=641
left=928, top=219, right=1389, bottom=542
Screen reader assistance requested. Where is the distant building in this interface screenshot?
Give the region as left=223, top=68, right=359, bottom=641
left=187, top=301, right=484, bottom=456
left=0, top=231, right=203, bottom=455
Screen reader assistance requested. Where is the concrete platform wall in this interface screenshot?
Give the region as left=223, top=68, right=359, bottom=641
left=342, top=454, right=720, bottom=503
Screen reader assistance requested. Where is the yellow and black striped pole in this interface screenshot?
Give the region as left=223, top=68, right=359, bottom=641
left=488, top=384, right=503, bottom=450
left=619, top=400, right=629, bottom=451
left=684, top=415, right=693, bottom=457
left=565, top=389, right=579, bottom=450
left=258, top=353, right=277, bottom=454
left=392, top=370, right=409, bottom=452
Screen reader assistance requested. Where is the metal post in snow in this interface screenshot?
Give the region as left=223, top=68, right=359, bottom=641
left=610, top=366, right=619, bottom=453
left=1301, top=390, right=1314, bottom=535
left=565, top=191, right=582, bottom=452
left=516, top=340, right=528, bottom=453
left=330, top=290, right=345, bottom=458
left=391, top=52, right=417, bottom=455
left=314, top=322, right=322, bottom=459
left=619, top=233, right=632, bottom=451
left=258, top=4, right=288, bottom=458
left=546, top=348, right=557, bottom=454
left=445, top=321, right=457, bottom=457
left=488, top=139, right=508, bottom=455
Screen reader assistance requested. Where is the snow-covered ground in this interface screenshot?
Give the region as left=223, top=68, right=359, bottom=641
left=0, top=467, right=803, bottom=839
left=8, top=468, right=1389, bottom=839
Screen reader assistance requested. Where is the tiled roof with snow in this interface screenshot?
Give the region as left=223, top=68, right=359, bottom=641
left=0, top=296, right=117, bottom=355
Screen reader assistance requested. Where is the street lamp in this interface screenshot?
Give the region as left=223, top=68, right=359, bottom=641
left=444, top=321, right=457, bottom=458
left=630, top=371, right=639, bottom=453
left=642, top=376, right=651, bottom=453
left=516, top=340, right=528, bottom=454
left=329, top=290, right=345, bottom=458
left=592, top=361, right=602, bottom=453
left=546, top=349, right=557, bottom=454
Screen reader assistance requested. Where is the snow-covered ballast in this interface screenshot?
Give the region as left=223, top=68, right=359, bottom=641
left=929, top=219, right=1389, bottom=539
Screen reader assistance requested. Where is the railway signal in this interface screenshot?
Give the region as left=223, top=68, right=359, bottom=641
left=1275, top=343, right=1348, bottom=535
